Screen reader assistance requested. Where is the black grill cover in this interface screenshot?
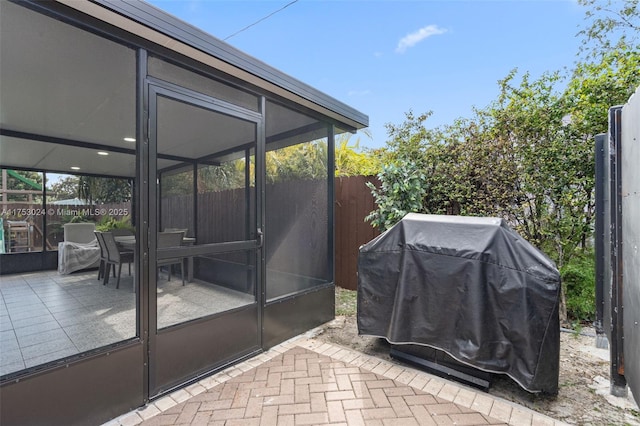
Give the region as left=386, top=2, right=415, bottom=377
left=357, top=213, right=561, bottom=393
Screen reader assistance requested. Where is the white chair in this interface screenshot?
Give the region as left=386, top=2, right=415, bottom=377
left=58, top=223, right=101, bottom=274
left=63, top=222, right=98, bottom=244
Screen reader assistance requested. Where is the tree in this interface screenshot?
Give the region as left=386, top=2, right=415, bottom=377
left=366, top=111, right=518, bottom=228
left=334, top=133, right=380, bottom=177
left=198, top=160, right=247, bottom=192
left=378, top=110, right=436, bottom=169
left=78, top=176, right=131, bottom=204
left=266, top=140, right=328, bottom=183
left=48, top=176, right=79, bottom=200
left=565, top=44, right=640, bottom=136
left=161, top=169, right=195, bottom=197
left=430, top=114, right=519, bottom=217
left=578, top=0, right=639, bottom=58
left=364, top=112, right=434, bottom=231
left=562, top=44, right=640, bottom=248
left=162, top=133, right=381, bottom=195
left=365, top=0, right=639, bottom=323
left=1, top=169, right=43, bottom=201
left=486, top=70, right=592, bottom=271
left=368, top=46, right=639, bottom=322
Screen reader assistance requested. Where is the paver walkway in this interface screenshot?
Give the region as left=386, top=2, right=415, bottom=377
left=107, top=337, right=566, bottom=426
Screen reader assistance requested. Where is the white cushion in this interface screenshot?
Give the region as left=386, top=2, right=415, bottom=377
left=63, top=223, right=96, bottom=244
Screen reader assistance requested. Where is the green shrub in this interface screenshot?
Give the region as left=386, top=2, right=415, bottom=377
left=68, top=214, right=93, bottom=223
left=365, top=161, right=427, bottom=231
left=561, top=249, right=596, bottom=322
left=96, top=215, right=134, bottom=232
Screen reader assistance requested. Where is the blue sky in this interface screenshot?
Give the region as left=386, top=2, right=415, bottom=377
left=146, top=0, right=586, bottom=149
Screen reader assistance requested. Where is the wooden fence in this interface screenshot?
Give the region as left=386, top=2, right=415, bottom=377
left=3, top=177, right=379, bottom=289
left=334, top=176, right=379, bottom=290
left=161, top=180, right=329, bottom=279
left=160, top=176, right=378, bottom=290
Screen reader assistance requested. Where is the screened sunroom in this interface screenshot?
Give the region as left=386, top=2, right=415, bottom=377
left=0, top=1, right=367, bottom=424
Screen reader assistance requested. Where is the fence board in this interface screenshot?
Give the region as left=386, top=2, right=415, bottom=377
left=264, top=179, right=328, bottom=283
left=335, top=176, right=379, bottom=290
left=159, top=176, right=377, bottom=290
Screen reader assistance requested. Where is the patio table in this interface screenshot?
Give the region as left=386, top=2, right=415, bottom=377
left=115, top=235, right=195, bottom=282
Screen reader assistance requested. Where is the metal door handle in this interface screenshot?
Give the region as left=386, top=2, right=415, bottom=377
left=257, top=228, right=263, bottom=248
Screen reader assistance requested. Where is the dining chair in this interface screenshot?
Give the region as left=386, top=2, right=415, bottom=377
left=101, top=231, right=134, bottom=289
left=164, top=228, right=187, bottom=239
left=157, top=231, right=185, bottom=285
left=110, top=228, right=134, bottom=237
left=94, top=231, right=112, bottom=281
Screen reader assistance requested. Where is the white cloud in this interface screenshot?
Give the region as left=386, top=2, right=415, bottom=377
left=187, top=0, right=202, bottom=13
left=348, top=89, right=372, bottom=97
left=396, top=25, right=447, bottom=53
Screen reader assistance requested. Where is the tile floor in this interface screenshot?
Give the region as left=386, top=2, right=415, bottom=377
left=0, top=269, right=252, bottom=377
left=105, top=335, right=567, bottom=426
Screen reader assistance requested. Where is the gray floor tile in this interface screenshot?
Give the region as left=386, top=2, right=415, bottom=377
left=0, top=277, right=28, bottom=285
left=5, top=305, right=49, bottom=321
left=24, top=347, right=79, bottom=369
left=0, top=359, right=26, bottom=376
left=13, top=320, right=62, bottom=339
left=50, top=306, right=92, bottom=321
left=63, top=322, right=119, bottom=339
left=46, top=301, right=86, bottom=314
left=47, top=296, right=84, bottom=314
left=55, top=311, right=100, bottom=328
left=3, top=282, right=33, bottom=293
left=10, top=312, right=56, bottom=330
left=4, top=296, right=43, bottom=308
left=74, top=335, right=130, bottom=353
left=4, top=285, right=38, bottom=293
left=17, top=327, right=70, bottom=349
left=37, top=289, right=72, bottom=299
left=26, top=275, right=59, bottom=282
left=34, top=284, right=68, bottom=293
left=78, top=294, right=132, bottom=306
left=1, top=334, right=20, bottom=352
left=0, top=316, right=13, bottom=332
left=41, top=297, right=81, bottom=309
left=0, top=329, right=18, bottom=342
left=20, top=336, right=77, bottom=361
left=0, top=347, right=23, bottom=364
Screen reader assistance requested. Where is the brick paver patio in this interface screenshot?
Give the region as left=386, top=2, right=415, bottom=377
left=106, top=336, right=566, bottom=426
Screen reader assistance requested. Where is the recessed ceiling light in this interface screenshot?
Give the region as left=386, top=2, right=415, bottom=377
left=123, top=137, right=136, bottom=142
left=70, top=166, right=80, bottom=170
left=97, top=151, right=109, bottom=156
